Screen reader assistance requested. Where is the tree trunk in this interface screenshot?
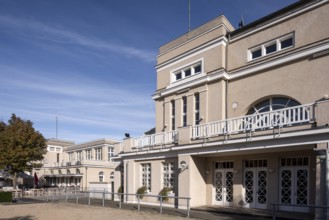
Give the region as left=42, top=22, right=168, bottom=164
left=13, top=172, right=17, bottom=189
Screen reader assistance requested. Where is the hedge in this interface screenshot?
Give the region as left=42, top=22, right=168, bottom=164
left=0, top=192, right=12, bottom=203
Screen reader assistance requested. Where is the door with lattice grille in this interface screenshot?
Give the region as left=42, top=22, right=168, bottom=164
left=244, top=168, right=267, bottom=209
left=279, top=167, right=309, bottom=212
left=214, top=170, right=234, bottom=206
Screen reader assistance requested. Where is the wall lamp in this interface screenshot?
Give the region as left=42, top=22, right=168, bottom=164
left=315, top=149, right=327, bottom=162
left=180, top=160, right=188, bottom=170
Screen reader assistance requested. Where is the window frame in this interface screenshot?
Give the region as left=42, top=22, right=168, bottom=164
left=171, top=100, right=176, bottom=131
left=77, top=151, right=82, bottom=161
left=182, top=96, right=187, bottom=127
left=110, top=171, right=115, bottom=181
left=108, top=147, right=114, bottom=162
left=141, top=163, right=151, bottom=192
left=85, top=149, right=92, bottom=160
left=95, top=148, right=102, bottom=161
left=68, top=152, right=74, bottom=162
left=99, top=171, right=104, bottom=182
left=194, top=93, right=200, bottom=125
left=163, top=162, right=175, bottom=192
left=247, top=97, right=301, bottom=115
left=172, top=60, right=203, bottom=83
left=248, top=33, right=294, bottom=61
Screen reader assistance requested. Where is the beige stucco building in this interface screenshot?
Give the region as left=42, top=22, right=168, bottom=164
left=35, top=138, right=119, bottom=192
left=114, top=0, right=329, bottom=217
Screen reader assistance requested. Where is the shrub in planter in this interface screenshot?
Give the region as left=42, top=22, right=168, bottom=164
left=158, top=187, right=172, bottom=202
left=0, top=192, right=12, bottom=203
left=136, top=186, right=147, bottom=199
left=117, top=186, right=124, bottom=201
left=117, top=186, right=123, bottom=194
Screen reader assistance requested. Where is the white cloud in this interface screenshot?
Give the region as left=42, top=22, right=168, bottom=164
left=0, top=15, right=156, bottom=62
left=0, top=64, right=155, bottom=142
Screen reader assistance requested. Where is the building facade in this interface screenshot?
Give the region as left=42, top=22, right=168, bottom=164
left=114, top=0, right=329, bottom=216
left=36, top=138, right=119, bottom=192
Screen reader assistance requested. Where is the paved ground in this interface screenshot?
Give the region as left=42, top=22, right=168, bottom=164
left=0, top=197, right=315, bottom=220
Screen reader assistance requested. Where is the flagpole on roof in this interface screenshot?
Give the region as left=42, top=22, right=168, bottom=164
left=56, top=116, right=58, bottom=139
left=188, top=0, right=191, bottom=32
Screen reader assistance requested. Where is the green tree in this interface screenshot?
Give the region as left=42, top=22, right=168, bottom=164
left=0, top=114, right=46, bottom=189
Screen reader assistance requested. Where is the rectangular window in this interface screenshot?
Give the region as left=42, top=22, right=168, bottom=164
left=86, top=149, right=92, bottom=160
left=281, top=157, right=308, bottom=166
left=68, top=153, right=74, bottom=162
left=175, top=72, right=182, bottom=80
left=249, top=33, right=294, bottom=61
left=77, top=151, right=82, bottom=161
left=215, top=161, right=234, bottom=169
left=195, top=93, right=200, bottom=125
left=182, top=96, right=187, bottom=127
left=280, top=37, right=293, bottom=49
left=95, top=148, right=102, bottom=161
left=244, top=160, right=267, bottom=168
left=163, top=162, right=175, bottom=191
left=172, top=61, right=203, bottom=82
left=56, top=147, right=61, bottom=152
left=171, top=100, right=175, bottom=130
left=194, top=64, right=202, bottom=74
left=184, top=68, right=191, bottom=77
left=141, top=163, right=151, bottom=192
left=265, top=43, right=277, bottom=54
left=251, top=48, right=262, bottom=59
left=108, top=147, right=114, bottom=162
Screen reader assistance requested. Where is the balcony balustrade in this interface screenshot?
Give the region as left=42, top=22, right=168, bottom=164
left=126, top=101, right=328, bottom=152
left=192, top=103, right=314, bottom=139
left=46, top=159, right=114, bottom=168
left=133, top=130, right=178, bottom=149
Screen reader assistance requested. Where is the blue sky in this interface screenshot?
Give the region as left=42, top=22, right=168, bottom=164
left=0, top=0, right=297, bottom=143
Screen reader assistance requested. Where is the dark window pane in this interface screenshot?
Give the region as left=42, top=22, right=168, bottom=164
left=185, top=68, right=191, bottom=77
left=251, top=49, right=262, bottom=59
left=176, top=72, right=182, bottom=80
left=194, top=65, right=201, bottom=74
left=281, top=37, right=293, bottom=49
left=266, top=43, right=277, bottom=54
left=273, top=97, right=290, bottom=106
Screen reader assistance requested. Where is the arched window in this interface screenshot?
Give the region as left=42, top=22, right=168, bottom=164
left=247, top=97, right=301, bottom=115
left=67, top=169, right=70, bottom=175
left=244, top=97, right=305, bottom=130
left=99, top=171, right=104, bottom=182
left=76, top=169, right=80, bottom=174
left=110, top=172, right=114, bottom=181
left=58, top=170, right=62, bottom=175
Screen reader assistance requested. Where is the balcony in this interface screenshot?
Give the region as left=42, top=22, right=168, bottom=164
left=192, top=103, right=314, bottom=139
left=120, top=100, right=328, bottom=153
left=133, top=130, right=178, bottom=149
left=45, top=159, right=116, bottom=168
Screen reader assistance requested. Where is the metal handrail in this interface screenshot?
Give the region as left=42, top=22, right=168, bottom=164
left=63, top=190, right=191, bottom=218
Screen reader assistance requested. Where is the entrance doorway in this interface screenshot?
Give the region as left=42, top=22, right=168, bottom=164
left=279, top=157, right=309, bottom=212
left=243, top=160, right=267, bottom=209
left=214, top=161, right=233, bottom=206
